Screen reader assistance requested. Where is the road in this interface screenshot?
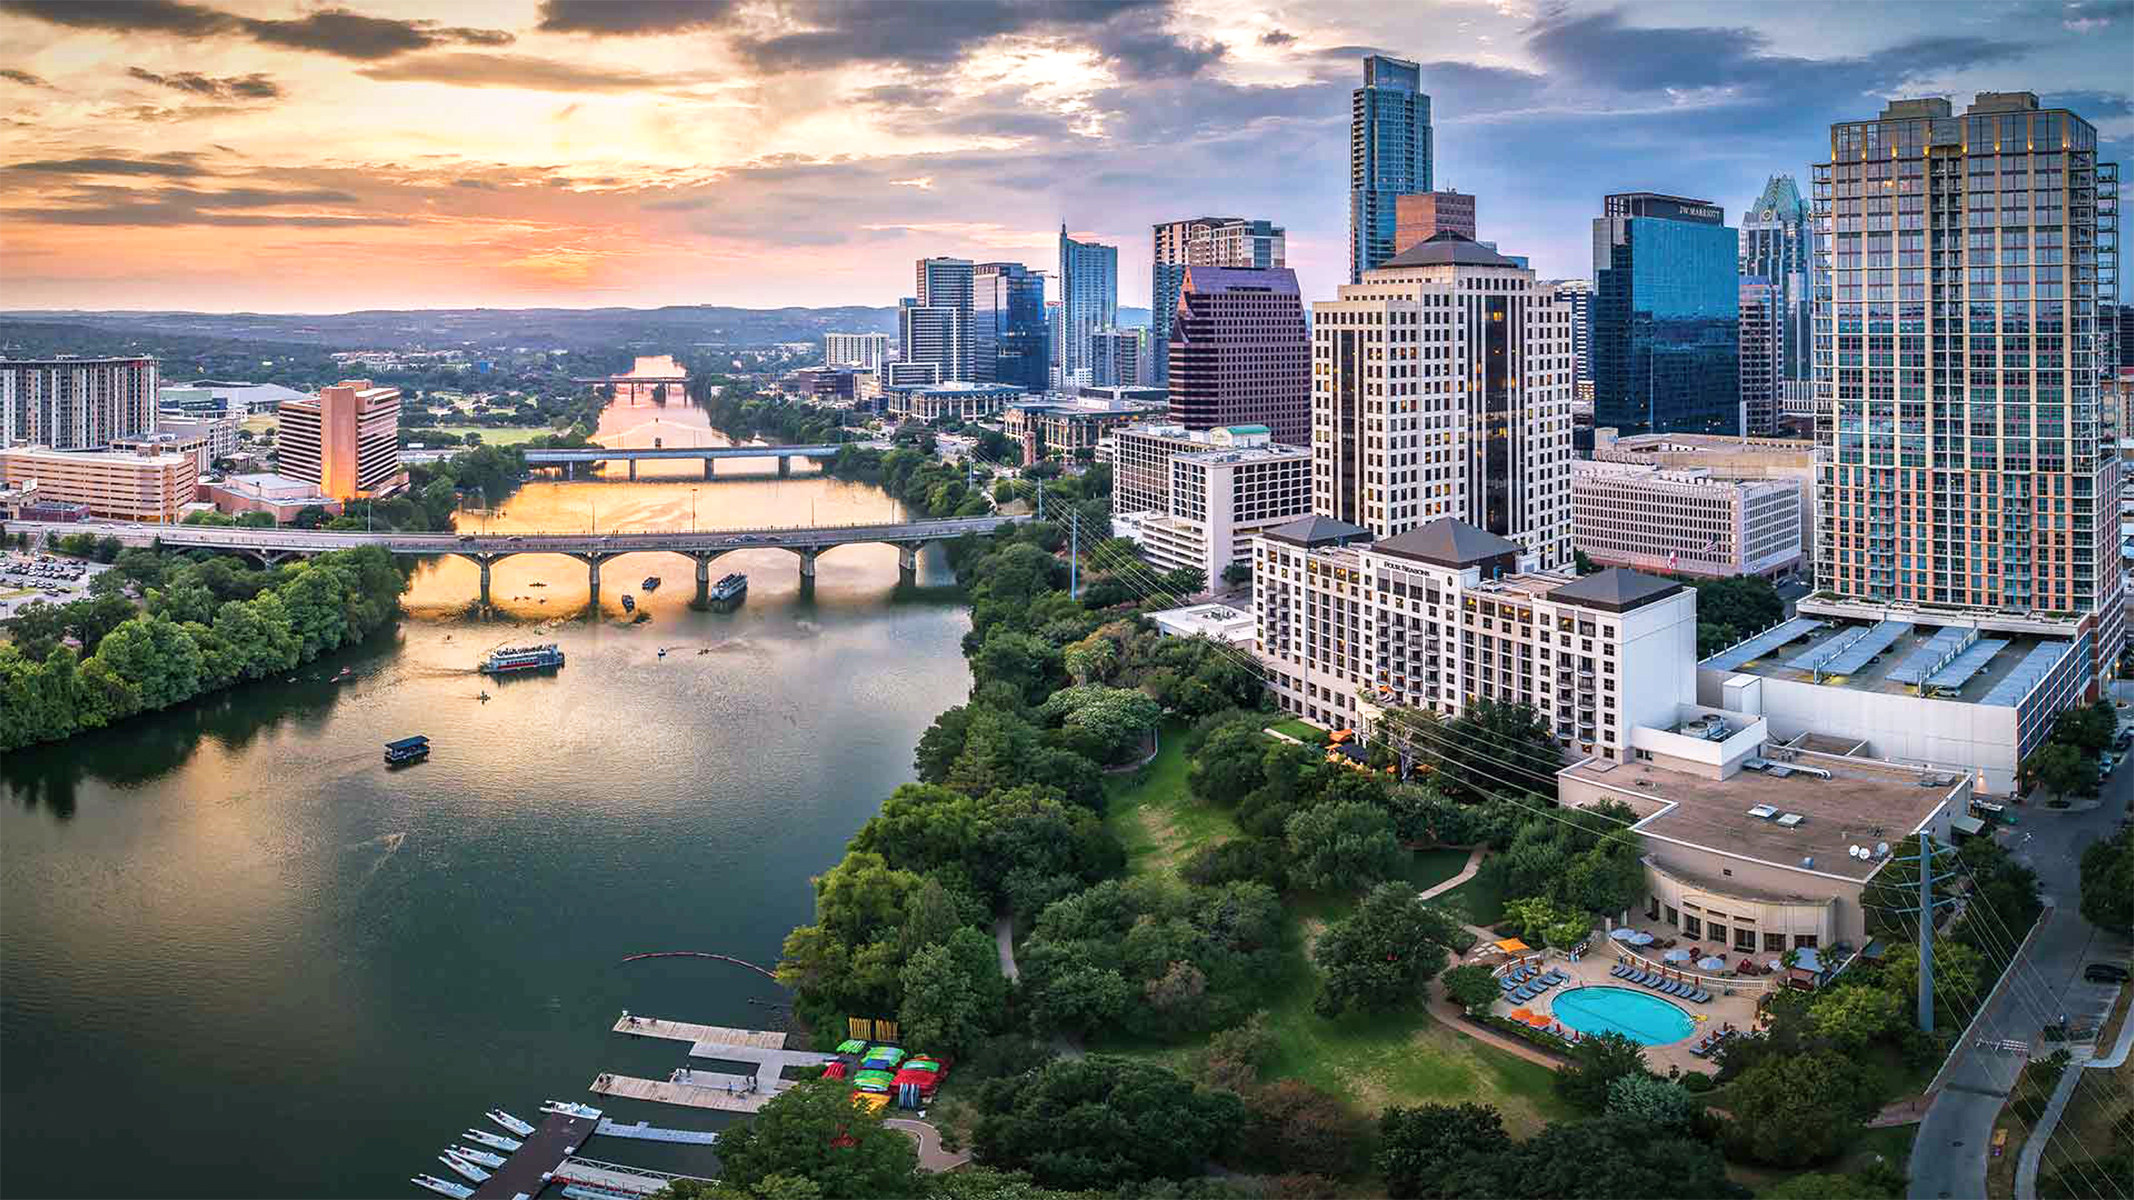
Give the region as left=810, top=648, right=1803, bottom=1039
left=1908, top=691, right=2133, bottom=1200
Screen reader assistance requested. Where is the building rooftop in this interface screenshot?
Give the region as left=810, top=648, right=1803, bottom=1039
left=1379, top=231, right=1523, bottom=270
left=1371, top=517, right=1519, bottom=568
left=1563, top=753, right=1961, bottom=883
left=1547, top=567, right=1685, bottom=613
left=1705, top=620, right=2073, bottom=708
left=1264, top=514, right=1373, bottom=549
left=1179, top=265, right=1300, bottom=293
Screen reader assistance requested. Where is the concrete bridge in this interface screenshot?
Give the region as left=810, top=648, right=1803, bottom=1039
left=523, top=444, right=849, bottom=480
left=5, top=515, right=1021, bottom=607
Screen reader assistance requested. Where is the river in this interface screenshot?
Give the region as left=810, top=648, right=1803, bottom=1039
left=0, top=390, right=971, bottom=1198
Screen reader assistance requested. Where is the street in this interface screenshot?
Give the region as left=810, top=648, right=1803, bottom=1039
left=1908, top=689, right=2133, bottom=1200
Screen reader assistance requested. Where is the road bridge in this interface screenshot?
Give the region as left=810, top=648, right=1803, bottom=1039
left=523, top=443, right=852, bottom=480
left=2, top=515, right=1022, bottom=607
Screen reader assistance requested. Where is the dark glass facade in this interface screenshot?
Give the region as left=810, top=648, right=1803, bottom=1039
left=972, top=262, right=1047, bottom=391
left=1593, top=195, right=1741, bottom=435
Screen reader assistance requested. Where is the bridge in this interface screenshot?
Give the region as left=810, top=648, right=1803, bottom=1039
left=3, top=515, right=1022, bottom=607
left=522, top=443, right=847, bottom=480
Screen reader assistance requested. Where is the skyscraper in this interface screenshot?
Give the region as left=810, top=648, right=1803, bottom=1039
left=1551, top=279, right=1595, bottom=402
left=972, top=262, right=1047, bottom=391
left=1810, top=93, right=2123, bottom=675
left=1349, top=55, right=1431, bottom=283
left=1312, top=232, right=1575, bottom=567
left=1740, top=174, right=1815, bottom=389
left=277, top=379, right=402, bottom=500
left=1738, top=276, right=1782, bottom=436
left=1393, top=190, right=1476, bottom=254
left=1090, top=328, right=1142, bottom=388
left=1150, top=217, right=1286, bottom=385
left=823, top=332, right=888, bottom=373
left=1058, top=226, right=1118, bottom=386
left=0, top=356, right=159, bottom=449
left=1170, top=265, right=1309, bottom=444
left=901, top=256, right=974, bottom=380
left=1592, top=192, right=1741, bottom=435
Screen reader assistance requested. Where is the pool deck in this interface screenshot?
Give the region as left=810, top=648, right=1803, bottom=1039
left=1478, top=945, right=1761, bottom=1077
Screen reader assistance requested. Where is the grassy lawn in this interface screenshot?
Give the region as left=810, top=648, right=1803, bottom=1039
left=1265, top=718, right=1328, bottom=745
left=423, top=425, right=554, bottom=446
left=1104, top=721, right=1238, bottom=878
left=2030, top=983, right=2133, bottom=1196
left=1435, top=865, right=1510, bottom=927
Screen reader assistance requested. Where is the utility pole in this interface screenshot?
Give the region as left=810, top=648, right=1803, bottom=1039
left=1036, top=479, right=1045, bottom=522
left=1069, top=509, right=1078, bottom=599
left=1919, top=832, right=1935, bottom=1033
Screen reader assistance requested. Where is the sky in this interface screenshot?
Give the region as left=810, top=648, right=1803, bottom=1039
left=1, top=0, right=2130, bottom=315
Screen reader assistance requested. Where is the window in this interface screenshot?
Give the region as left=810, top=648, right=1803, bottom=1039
left=1682, top=915, right=1701, bottom=938
left=1664, top=905, right=1679, bottom=927
left=1764, top=932, right=1786, bottom=952
left=1708, top=924, right=1729, bottom=945
left=1735, top=928, right=1758, bottom=951
left=1794, top=934, right=1819, bottom=950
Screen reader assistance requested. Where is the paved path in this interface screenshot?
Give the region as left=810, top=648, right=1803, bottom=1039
left=1417, top=847, right=1485, bottom=901
left=993, top=915, right=1020, bottom=983
left=2014, top=984, right=2130, bottom=1200
left=885, top=1119, right=971, bottom=1172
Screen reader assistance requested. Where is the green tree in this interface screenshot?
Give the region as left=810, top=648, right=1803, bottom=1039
left=710, top=1076, right=920, bottom=1198
left=970, top=1056, right=1244, bottom=1190
left=898, top=926, right=1007, bottom=1055
left=1759, top=1173, right=1902, bottom=1199
left=1285, top=801, right=1401, bottom=892
left=1604, top=1074, right=1702, bottom=1129
left=2023, top=740, right=2095, bottom=798
left=1310, top=882, right=1455, bottom=1017
left=2079, top=828, right=2134, bottom=933
left=1235, top=1079, right=1367, bottom=1178
left=88, top=615, right=204, bottom=714
left=1554, top=1030, right=1648, bottom=1113
left=1808, top=984, right=1904, bottom=1050
left=1722, top=1049, right=1879, bottom=1167
left=1439, top=963, right=1502, bottom=1011
left=1375, top=1102, right=1511, bottom=1200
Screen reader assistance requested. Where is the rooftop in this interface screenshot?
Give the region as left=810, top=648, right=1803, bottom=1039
left=1264, top=514, right=1372, bottom=549
left=1563, top=753, right=1961, bottom=882
left=1371, top=517, right=1519, bottom=568
left=1378, top=231, right=1523, bottom=270
left=1546, top=567, right=1685, bottom=613
left=1706, top=619, right=2072, bottom=707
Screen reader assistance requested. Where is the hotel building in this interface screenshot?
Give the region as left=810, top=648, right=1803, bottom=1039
left=0, top=443, right=197, bottom=522
left=276, top=379, right=403, bottom=500
left=1, top=356, right=159, bottom=449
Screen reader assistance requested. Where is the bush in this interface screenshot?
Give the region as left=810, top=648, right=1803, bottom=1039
left=1180, top=838, right=1289, bottom=890
left=1440, top=963, right=1502, bottom=1011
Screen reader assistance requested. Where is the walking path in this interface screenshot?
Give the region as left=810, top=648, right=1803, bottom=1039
left=1416, top=847, right=1484, bottom=901
left=993, top=915, right=1019, bottom=983
left=2014, top=984, right=2130, bottom=1200
left=885, top=1119, right=971, bottom=1172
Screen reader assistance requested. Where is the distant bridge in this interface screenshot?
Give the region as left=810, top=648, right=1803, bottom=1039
left=522, top=443, right=851, bottom=480
left=4, top=515, right=1022, bottom=607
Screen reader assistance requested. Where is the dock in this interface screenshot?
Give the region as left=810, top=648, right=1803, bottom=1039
left=554, top=1156, right=714, bottom=1197
left=602, top=1015, right=838, bottom=1107
left=611, top=1015, right=789, bottom=1050
left=468, top=1112, right=597, bottom=1200
left=595, top=1118, right=720, bottom=1145
left=588, top=1072, right=778, bottom=1114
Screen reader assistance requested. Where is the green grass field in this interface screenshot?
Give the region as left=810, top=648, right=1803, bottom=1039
left=1435, top=866, right=1510, bottom=927
left=1265, top=718, right=1329, bottom=745
left=1099, top=722, right=1570, bottom=1132
left=421, top=425, right=553, bottom=446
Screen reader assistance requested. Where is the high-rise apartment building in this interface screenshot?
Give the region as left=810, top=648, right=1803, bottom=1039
left=1739, top=276, right=1784, bottom=436
left=1091, top=328, right=1142, bottom=388
left=900, top=257, right=975, bottom=381
left=1551, top=279, right=1595, bottom=402
left=1393, top=190, right=1476, bottom=254
left=276, top=379, right=402, bottom=500
left=1170, top=265, right=1310, bottom=445
left=1810, top=93, right=2123, bottom=678
left=1593, top=192, right=1741, bottom=436
left=823, top=332, right=889, bottom=373
left=1, top=356, right=159, bottom=449
left=1312, top=232, right=1576, bottom=568
left=1058, top=227, right=1118, bottom=386
left=1740, top=175, right=1815, bottom=390
left=1151, top=217, right=1286, bottom=385
left=1350, top=55, right=1431, bottom=282
left=972, top=262, right=1047, bottom=391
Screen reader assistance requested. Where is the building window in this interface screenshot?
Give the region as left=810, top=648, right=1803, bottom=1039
left=1734, top=928, right=1757, bottom=951
left=1794, top=934, right=1819, bottom=950
left=1764, top=932, right=1786, bottom=952
left=1664, top=905, right=1679, bottom=927
left=1708, top=924, right=1728, bottom=944
left=1682, top=915, right=1701, bottom=938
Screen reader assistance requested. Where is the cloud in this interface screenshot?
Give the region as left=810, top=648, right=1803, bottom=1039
left=2061, top=0, right=2132, bottom=31
left=8, top=180, right=409, bottom=227
left=1259, top=29, right=1296, bottom=46
left=0, top=67, right=50, bottom=87
left=729, top=0, right=1206, bottom=75
left=536, top=0, right=740, bottom=35
left=889, top=176, right=934, bottom=189
left=127, top=67, right=281, bottom=100
left=0, top=0, right=512, bottom=60
left=3, top=154, right=210, bottom=177
left=358, top=52, right=674, bottom=92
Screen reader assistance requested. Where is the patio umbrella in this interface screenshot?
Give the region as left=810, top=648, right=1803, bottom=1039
left=1629, top=932, right=1656, bottom=946
left=1509, top=1008, right=1535, bottom=1022
left=1524, top=1013, right=1553, bottom=1028
left=1608, top=928, right=1637, bottom=941
left=1766, top=957, right=1786, bottom=971
left=1662, top=947, right=1693, bottom=962
left=1698, top=956, right=1728, bottom=971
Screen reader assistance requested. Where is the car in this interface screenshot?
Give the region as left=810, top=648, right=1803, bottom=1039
left=2084, top=963, right=2129, bottom=984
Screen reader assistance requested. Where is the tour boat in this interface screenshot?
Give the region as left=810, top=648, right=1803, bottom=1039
left=641, top=576, right=661, bottom=591
left=479, top=644, right=564, bottom=675
left=539, top=1100, right=605, bottom=1119
left=708, top=572, right=748, bottom=604
left=486, top=1108, right=536, bottom=1136
left=410, top=1174, right=473, bottom=1199
left=384, top=735, right=430, bottom=766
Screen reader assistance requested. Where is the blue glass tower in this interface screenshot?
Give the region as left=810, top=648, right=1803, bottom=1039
left=1058, top=225, right=1118, bottom=384
left=1349, top=55, right=1431, bottom=283
left=1591, top=192, right=1741, bottom=435
left=973, top=262, right=1047, bottom=391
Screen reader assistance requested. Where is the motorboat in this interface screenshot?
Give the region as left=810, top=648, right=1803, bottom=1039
left=461, top=1129, right=522, bottom=1152
left=486, top=1108, right=536, bottom=1136
left=448, top=1145, right=506, bottom=1168
left=438, top=1153, right=490, bottom=1184
left=411, top=1174, right=473, bottom=1198
left=539, top=1100, right=605, bottom=1119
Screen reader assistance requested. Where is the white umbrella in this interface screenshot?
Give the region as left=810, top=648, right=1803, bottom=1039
left=1697, top=956, right=1728, bottom=971
left=1608, top=928, right=1637, bottom=942
left=1662, top=948, right=1693, bottom=962
left=1629, top=932, right=1656, bottom=946
left=1766, top=957, right=1786, bottom=970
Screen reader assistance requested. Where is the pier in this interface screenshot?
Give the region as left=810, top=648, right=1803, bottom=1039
left=594, top=1118, right=720, bottom=1145
left=467, top=1111, right=597, bottom=1200
left=589, top=1072, right=775, bottom=1113
left=592, top=1015, right=839, bottom=1114
left=554, top=1156, right=714, bottom=1196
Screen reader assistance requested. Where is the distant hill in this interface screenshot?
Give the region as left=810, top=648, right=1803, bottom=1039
left=0, top=305, right=902, bottom=353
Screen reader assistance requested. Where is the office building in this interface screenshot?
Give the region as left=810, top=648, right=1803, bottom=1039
left=0, top=443, right=196, bottom=522
left=1, top=356, right=159, bottom=449
left=1058, top=227, right=1118, bottom=385
left=1572, top=459, right=1803, bottom=579
left=1254, top=514, right=1697, bottom=762
left=1549, top=279, right=1596, bottom=404
left=824, top=332, right=889, bottom=373
left=137, top=413, right=237, bottom=472
left=1592, top=428, right=1817, bottom=563
left=1809, top=93, right=2124, bottom=683
left=882, top=360, right=942, bottom=387
left=1739, top=174, right=1815, bottom=389
left=878, top=381, right=1022, bottom=422
left=111, top=428, right=220, bottom=477
left=785, top=366, right=861, bottom=402
left=1393, top=190, right=1476, bottom=254
left=1002, top=396, right=1155, bottom=464
left=1592, top=192, right=1741, bottom=435
left=1739, top=276, right=1784, bottom=436
left=972, top=261, right=1048, bottom=391
left=276, top=379, right=402, bottom=500
left=1350, top=54, right=1432, bottom=282
left=1170, top=265, right=1310, bottom=445
left=1151, top=217, right=1287, bottom=385
left=1108, top=423, right=1310, bottom=585
left=1312, top=232, right=1576, bottom=568
left=1090, top=328, right=1143, bottom=388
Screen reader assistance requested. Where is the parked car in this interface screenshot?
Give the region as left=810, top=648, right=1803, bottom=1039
left=2083, top=963, right=2129, bottom=984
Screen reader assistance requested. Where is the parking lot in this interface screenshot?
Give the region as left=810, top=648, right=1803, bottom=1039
left=0, top=552, right=108, bottom=619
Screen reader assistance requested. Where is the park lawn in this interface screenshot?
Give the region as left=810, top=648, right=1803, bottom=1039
left=1103, top=721, right=1241, bottom=878
left=1266, top=718, right=1328, bottom=745
left=425, top=425, right=553, bottom=446
left=1436, top=866, right=1510, bottom=927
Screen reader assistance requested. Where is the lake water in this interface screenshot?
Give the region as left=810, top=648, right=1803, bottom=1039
left=0, top=393, right=971, bottom=1197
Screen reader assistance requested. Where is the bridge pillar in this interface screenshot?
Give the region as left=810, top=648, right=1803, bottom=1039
left=628, top=459, right=638, bottom=481
left=478, top=558, right=492, bottom=608
left=703, top=458, right=715, bottom=480
left=587, top=556, right=603, bottom=610
left=898, top=544, right=918, bottom=587
left=778, top=457, right=792, bottom=478
left=566, top=461, right=574, bottom=481
left=694, top=555, right=712, bottom=608
left=797, top=548, right=818, bottom=584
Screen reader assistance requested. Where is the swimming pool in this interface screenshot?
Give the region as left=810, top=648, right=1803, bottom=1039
left=1551, top=986, right=1696, bottom=1045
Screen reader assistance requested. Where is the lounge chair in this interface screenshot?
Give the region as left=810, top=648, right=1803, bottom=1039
left=1622, top=970, right=1644, bottom=985
left=1693, top=988, right=1712, bottom=1003
left=1658, top=980, right=1678, bottom=995
left=1643, top=974, right=1664, bottom=988
left=1498, top=978, right=1519, bottom=992
left=1668, top=982, right=1688, bottom=997
left=1610, top=964, right=1629, bottom=978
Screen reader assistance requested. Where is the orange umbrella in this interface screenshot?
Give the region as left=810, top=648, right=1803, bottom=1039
left=1508, top=1008, right=1535, bottom=1022
left=1524, top=1012, right=1553, bottom=1028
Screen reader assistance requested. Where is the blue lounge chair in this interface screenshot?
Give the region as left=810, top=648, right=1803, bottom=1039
left=1498, top=978, right=1519, bottom=992
left=1512, top=985, right=1536, bottom=1002
left=1656, top=979, right=1675, bottom=994
left=1664, top=981, right=1685, bottom=996
left=1643, top=974, right=1663, bottom=988
left=1611, top=964, right=1629, bottom=978
left=1694, top=989, right=1713, bottom=1003
left=1622, top=970, right=1644, bottom=984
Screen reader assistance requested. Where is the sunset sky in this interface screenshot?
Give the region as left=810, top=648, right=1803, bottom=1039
left=2, top=0, right=2129, bottom=314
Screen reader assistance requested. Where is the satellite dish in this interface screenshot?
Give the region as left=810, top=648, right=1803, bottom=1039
left=1849, top=844, right=1862, bottom=859
left=1875, top=842, right=1890, bottom=857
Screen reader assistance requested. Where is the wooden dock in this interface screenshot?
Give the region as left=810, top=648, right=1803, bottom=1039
left=612, top=1015, right=788, bottom=1050
left=594, top=1118, right=720, bottom=1145
left=588, top=1072, right=778, bottom=1114
left=600, top=1014, right=838, bottom=1109
left=468, top=1112, right=597, bottom=1200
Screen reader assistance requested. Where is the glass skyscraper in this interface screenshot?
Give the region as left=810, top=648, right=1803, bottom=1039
left=1349, top=55, right=1431, bottom=283
left=1591, top=192, right=1741, bottom=435
left=972, top=262, right=1046, bottom=391
left=1150, top=216, right=1286, bottom=385
left=1810, top=93, right=2122, bottom=674
left=1740, top=175, right=1815, bottom=390
left=1058, top=225, right=1118, bottom=385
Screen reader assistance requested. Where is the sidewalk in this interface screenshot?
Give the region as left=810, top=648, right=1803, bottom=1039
left=2014, top=984, right=2130, bottom=1200
left=1417, top=847, right=1485, bottom=901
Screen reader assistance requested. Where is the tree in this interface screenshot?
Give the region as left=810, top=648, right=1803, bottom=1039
left=1554, top=1031, right=1648, bottom=1113
left=2079, top=828, right=2134, bottom=933
left=1038, top=684, right=1162, bottom=765
left=1375, top=1103, right=1511, bottom=1200
left=1722, top=1049, right=1879, bottom=1167
left=1759, top=1173, right=1902, bottom=1200
left=1440, top=964, right=1502, bottom=1011
left=1200, top=1013, right=1273, bottom=1092
left=1285, top=801, right=1401, bottom=892
left=1236, top=1080, right=1367, bottom=1178
left=1221, top=562, right=1250, bottom=587
left=1604, top=1074, right=1701, bottom=1130
left=1573, top=549, right=1598, bottom=575
left=898, top=927, right=1007, bottom=1055
left=1500, top=1116, right=1743, bottom=1200
left=1159, top=566, right=1206, bottom=598
left=1310, top=883, right=1455, bottom=1017
left=1185, top=721, right=1271, bottom=805
left=1808, top=984, right=1903, bottom=1050
left=711, top=1077, right=920, bottom=1198
left=2023, top=740, right=2095, bottom=798
left=970, top=1056, right=1245, bottom=1190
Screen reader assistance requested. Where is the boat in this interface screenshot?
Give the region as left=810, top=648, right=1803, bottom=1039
left=384, top=735, right=430, bottom=766
left=708, top=572, right=748, bottom=604
left=621, top=593, right=635, bottom=613
left=529, top=581, right=547, bottom=587
left=540, top=1100, right=605, bottom=1119
left=461, top=1129, right=522, bottom=1152
left=487, top=1108, right=536, bottom=1136
left=657, top=647, right=667, bottom=658
left=448, top=1145, right=507, bottom=1168
left=438, top=1153, right=491, bottom=1183
left=332, top=666, right=354, bottom=683
left=641, top=576, right=661, bottom=591
left=479, top=644, right=564, bottom=675
left=411, top=1174, right=474, bottom=1199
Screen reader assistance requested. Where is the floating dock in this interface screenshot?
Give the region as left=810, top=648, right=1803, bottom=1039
left=467, top=1112, right=597, bottom=1200
left=594, top=1118, right=720, bottom=1145
left=611, top=1016, right=789, bottom=1050
left=588, top=1072, right=776, bottom=1114
left=597, top=1015, right=838, bottom=1111
left=555, top=1156, right=714, bottom=1196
